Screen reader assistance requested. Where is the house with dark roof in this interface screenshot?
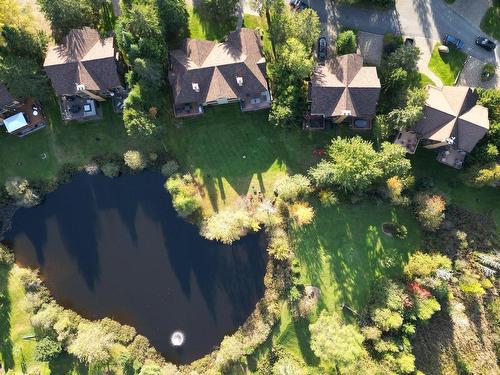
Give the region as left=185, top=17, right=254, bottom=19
left=168, top=28, right=271, bottom=117
left=0, top=83, right=20, bottom=116
left=395, top=85, right=490, bottom=169
left=43, top=27, right=124, bottom=121
left=306, top=54, right=381, bottom=130
left=0, top=83, right=46, bottom=137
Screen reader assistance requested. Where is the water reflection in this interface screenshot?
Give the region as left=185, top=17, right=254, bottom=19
left=4, top=172, right=267, bottom=364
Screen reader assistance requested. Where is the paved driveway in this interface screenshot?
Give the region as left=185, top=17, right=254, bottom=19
left=310, top=0, right=500, bottom=64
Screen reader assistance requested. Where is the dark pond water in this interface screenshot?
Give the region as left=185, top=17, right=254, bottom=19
left=4, top=172, right=267, bottom=364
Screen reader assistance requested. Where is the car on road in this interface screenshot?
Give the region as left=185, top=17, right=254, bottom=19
left=318, top=37, right=327, bottom=61
left=443, top=34, right=464, bottom=49
left=475, top=36, right=496, bottom=51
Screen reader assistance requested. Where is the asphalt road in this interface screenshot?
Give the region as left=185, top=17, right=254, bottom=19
left=309, top=0, right=499, bottom=63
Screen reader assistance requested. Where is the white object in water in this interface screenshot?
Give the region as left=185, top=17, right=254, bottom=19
left=171, top=331, right=184, bottom=346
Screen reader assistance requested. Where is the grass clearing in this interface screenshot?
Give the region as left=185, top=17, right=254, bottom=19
left=410, top=150, right=499, bottom=225
left=0, top=99, right=163, bottom=184
left=249, top=200, right=421, bottom=368
left=480, top=5, right=500, bottom=40
left=187, top=5, right=236, bottom=41
left=428, top=43, right=467, bottom=85
left=165, top=104, right=361, bottom=214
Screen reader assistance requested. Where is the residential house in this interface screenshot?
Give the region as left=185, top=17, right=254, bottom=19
left=43, top=27, right=124, bottom=121
left=395, top=85, right=489, bottom=169
left=168, top=28, right=271, bottom=117
left=306, top=53, right=381, bottom=130
left=0, top=83, right=45, bottom=137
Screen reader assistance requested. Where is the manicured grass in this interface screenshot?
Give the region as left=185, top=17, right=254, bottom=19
left=165, top=104, right=361, bottom=213
left=0, top=98, right=163, bottom=184
left=428, top=43, right=467, bottom=85
left=249, top=201, right=421, bottom=368
left=410, top=149, right=500, bottom=225
left=419, top=72, right=436, bottom=87
left=243, top=14, right=274, bottom=59
left=187, top=5, right=237, bottom=41
left=480, top=5, right=500, bottom=40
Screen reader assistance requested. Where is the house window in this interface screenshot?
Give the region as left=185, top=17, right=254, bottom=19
left=236, top=77, right=243, bottom=86
left=192, top=83, right=200, bottom=92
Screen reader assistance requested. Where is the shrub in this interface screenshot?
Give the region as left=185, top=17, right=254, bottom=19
left=201, top=207, right=254, bottom=244
left=124, top=150, right=147, bottom=171
left=161, top=160, right=179, bottom=177
left=31, top=302, right=63, bottom=333
left=459, top=274, right=486, bottom=296
left=372, top=308, right=403, bottom=331
left=53, top=309, right=81, bottom=343
left=473, top=164, right=500, bottom=187
left=318, top=190, right=339, bottom=207
left=361, top=326, right=382, bottom=341
left=68, top=322, right=115, bottom=366
left=415, top=193, right=446, bottom=231
left=393, top=222, right=408, bottom=239
left=100, top=318, right=137, bottom=345
left=273, top=174, right=311, bottom=201
left=289, top=201, right=314, bottom=227
left=412, top=295, right=440, bottom=320
left=0, top=244, right=15, bottom=265
left=165, top=174, right=202, bottom=218
left=128, top=335, right=151, bottom=365
left=34, top=337, right=62, bottom=362
left=57, top=163, right=78, bottom=184
left=337, top=30, right=357, bottom=55
left=101, top=162, right=121, bottom=178
left=267, top=227, right=293, bottom=260
left=5, top=177, right=40, bottom=207
left=404, top=252, right=452, bottom=279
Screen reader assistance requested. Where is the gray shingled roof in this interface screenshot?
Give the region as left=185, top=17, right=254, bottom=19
left=168, top=28, right=268, bottom=105
left=0, top=83, right=15, bottom=108
left=309, top=54, right=381, bottom=117
left=43, top=27, right=121, bottom=96
left=413, top=86, right=490, bottom=153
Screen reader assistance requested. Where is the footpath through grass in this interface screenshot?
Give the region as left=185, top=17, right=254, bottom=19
left=480, top=4, right=500, bottom=40
left=428, top=43, right=467, bottom=85
left=0, top=99, right=162, bottom=184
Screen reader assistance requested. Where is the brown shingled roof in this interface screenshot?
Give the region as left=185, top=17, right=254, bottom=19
left=168, top=28, right=269, bottom=105
left=43, top=27, right=121, bottom=96
left=309, top=54, right=381, bottom=117
left=413, top=86, right=489, bottom=153
left=0, top=83, right=15, bottom=108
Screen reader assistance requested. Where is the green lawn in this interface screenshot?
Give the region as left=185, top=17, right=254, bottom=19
left=249, top=201, right=421, bottom=369
left=165, top=104, right=360, bottom=213
left=480, top=5, right=500, bottom=40
left=187, top=5, right=236, bottom=41
left=0, top=99, right=163, bottom=184
left=428, top=43, right=467, bottom=85
left=410, top=149, right=500, bottom=225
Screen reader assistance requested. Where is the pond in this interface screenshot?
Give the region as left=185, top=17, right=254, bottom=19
left=3, top=172, right=267, bottom=364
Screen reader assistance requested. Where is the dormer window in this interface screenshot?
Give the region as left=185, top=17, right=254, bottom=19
left=236, top=77, right=243, bottom=86
left=192, top=82, right=200, bottom=92
left=76, top=83, right=86, bottom=92
left=341, top=110, right=351, bottom=116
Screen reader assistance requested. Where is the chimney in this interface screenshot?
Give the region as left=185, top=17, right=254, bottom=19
left=192, top=82, right=200, bottom=92
left=236, top=77, right=243, bottom=86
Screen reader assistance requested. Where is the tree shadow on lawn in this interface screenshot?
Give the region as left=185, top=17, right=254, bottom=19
left=0, top=265, right=14, bottom=371
left=169, top=105, right=331, bottom=209
left=294, top=203, right=418, bottom=312
left=49, top=353, right=89, bottom=375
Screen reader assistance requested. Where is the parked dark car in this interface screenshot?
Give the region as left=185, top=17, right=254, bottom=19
left=289, top=0, right=308, bottom=11
left=318, top=37, right=327, bottom=60
left=443, top=34, right=464, bottom=49
left=475, top=36, right=496, bottom=51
